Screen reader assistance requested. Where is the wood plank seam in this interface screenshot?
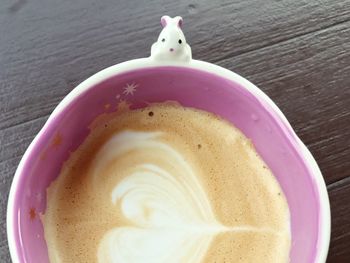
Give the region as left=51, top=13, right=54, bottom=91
left=0, top=114, right=49, bottom=133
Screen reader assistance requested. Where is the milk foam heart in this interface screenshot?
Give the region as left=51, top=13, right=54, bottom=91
left=95, top=131, right=222, bottom=262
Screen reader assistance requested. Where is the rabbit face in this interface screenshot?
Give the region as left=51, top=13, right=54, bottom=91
left=151, top=16, right=192, bottom=62
left=157, top=25, right=187, bottom=55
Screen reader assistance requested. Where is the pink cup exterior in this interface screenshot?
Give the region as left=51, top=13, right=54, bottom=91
left=7, top=62, right=330, bottom=263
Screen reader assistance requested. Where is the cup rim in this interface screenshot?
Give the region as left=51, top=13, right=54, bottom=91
left=7, top=58, right=331, bottom=263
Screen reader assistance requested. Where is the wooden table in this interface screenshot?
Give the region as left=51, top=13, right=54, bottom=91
left=0, top=0, right=349, bottom=262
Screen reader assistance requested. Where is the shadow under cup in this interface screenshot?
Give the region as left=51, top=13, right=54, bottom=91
left=8, top=66, right=329, bottom=263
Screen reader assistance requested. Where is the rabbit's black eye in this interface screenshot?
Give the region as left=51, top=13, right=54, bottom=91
left=162, top=38, right=165, bottom=42
left=178, top=39, right=182, bottom=44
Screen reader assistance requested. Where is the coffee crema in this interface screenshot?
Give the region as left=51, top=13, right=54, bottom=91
left=43, top=104, right=291, bottom=263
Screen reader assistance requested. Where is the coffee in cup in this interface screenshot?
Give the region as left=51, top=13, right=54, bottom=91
left=43, top=103, right=290, bottom=263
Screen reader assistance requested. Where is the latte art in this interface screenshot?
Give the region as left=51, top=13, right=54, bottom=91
left=43, top=104, right=291, bottom=263
left=96, top=131, right=221, bottom=262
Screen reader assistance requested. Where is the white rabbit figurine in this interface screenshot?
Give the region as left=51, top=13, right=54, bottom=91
left=151, top=16, right=192, bottom=62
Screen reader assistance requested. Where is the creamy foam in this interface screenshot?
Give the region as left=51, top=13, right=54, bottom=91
left=43, top=104, right=291, bottom=263
left=95, top=131, right=223, bottom=262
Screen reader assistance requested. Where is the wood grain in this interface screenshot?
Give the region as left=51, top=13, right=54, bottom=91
left=0, top=0, right=349, bottom=262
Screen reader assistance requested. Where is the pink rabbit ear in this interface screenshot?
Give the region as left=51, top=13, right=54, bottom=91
left=161, top=15, right=170, bottom=27
left=176, top=17, right=183, bottom=28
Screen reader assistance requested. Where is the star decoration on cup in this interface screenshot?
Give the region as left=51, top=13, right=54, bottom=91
left=117, top=100, right=131, bottom=111
left=39, top=151, right=47, bottom=161
left=51, top=132, right=62, bottom=148
left=29, top=207, right=36, bottom=220
left=123, top=82, right=138, bottom=96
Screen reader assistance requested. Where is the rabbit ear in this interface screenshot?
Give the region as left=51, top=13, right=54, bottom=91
left=161, top=15, right=171, bottom=27
left=175, top=16, right=183, bottom=28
